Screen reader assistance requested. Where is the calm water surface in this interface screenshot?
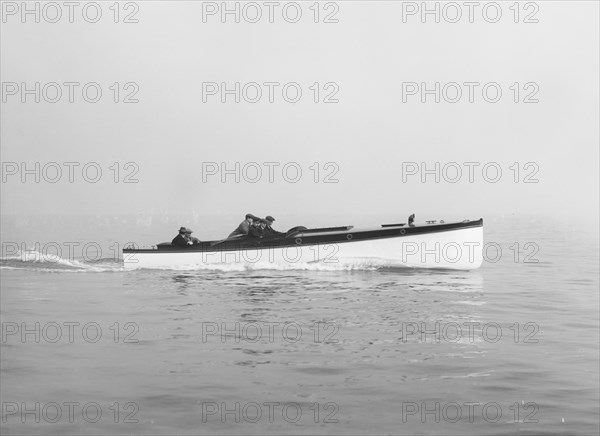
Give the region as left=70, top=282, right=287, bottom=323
left=1, top=215, right=598, bottom=435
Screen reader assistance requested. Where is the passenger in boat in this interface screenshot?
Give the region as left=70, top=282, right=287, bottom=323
left=184, top=228, right=202, bottom=245
left=228, top=213, right=256, bottom=238
left=172, top=227, right=194, bottom=247
left=264, top=216, right=285, bottom=237
left=248, top=219, right=265, bottom=238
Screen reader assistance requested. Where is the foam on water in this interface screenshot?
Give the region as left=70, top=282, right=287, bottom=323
left=1, top=250, right=454, bottom=274
left=0, top=250, right=126, bottom=273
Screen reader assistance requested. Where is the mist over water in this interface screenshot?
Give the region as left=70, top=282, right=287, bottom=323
left=2, top=0, right=599, bottom=434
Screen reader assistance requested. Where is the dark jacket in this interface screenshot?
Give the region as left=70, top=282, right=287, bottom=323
left=172, top=234, right=190, bottom=247
left=264, top=225, right=285, bottom=238
left=228, top=220, right=251, bottom=238
left=248, top=225, right=264, bottom=238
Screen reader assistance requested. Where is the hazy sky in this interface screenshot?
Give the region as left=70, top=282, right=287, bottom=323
left=1, top=1, right=599, bottom=224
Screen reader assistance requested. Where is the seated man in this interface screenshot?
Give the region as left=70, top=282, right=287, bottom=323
left=184, top=228, right=201, bottom=245
left=263, top=215, right=285, bottom=237
left=248, top=219, right=265, bottom=238
left=228, top=213, right=256, bottom=238
left=172, top=227, right=193, bottom=247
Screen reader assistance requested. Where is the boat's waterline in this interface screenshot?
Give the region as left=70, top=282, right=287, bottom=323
left=124, top=222, right=483, bottom=270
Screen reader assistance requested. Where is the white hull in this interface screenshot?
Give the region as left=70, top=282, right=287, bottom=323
left=124, top=226, right=483, bottom=271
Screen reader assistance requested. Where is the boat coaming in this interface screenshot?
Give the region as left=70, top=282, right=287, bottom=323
left=123, top=219, right=484, bottom=270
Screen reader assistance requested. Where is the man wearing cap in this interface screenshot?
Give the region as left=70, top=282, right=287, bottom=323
left=184, top=228, right=202, bottom=245
left=263, top=216, right=285, bottom=238
left=228, top=213, right=256, bottom=238
left=172, top=227, right=193, bottom=247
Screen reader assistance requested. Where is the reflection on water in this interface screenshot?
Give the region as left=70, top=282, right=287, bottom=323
left=171, top=274, right=194, bottom=295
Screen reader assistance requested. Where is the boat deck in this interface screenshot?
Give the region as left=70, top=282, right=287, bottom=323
left=123, top=219, right=483, bottom=253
